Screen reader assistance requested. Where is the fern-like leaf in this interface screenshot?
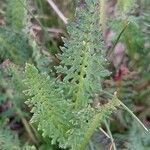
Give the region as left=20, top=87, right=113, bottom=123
left=24, top=64, right=73, bottom=146
left=24, top=64, right=120, bottom=150
left=67, top=96, right=120, bottom=150
left=57, top=0, right=110, bottom=110
left=24, top=0, right=120, bottom=149
left=0, top=127, right=37, bottom=150
left=116, top=0, right=136, bottom=13
left=0, top=27, right=32, bottom=64
left=0, top=128, right=20, bottom=150
left=6, top=0, right=26, bottom=31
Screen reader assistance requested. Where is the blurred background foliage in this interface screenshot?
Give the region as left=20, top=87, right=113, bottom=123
left=0, top=0, right=149, bottom=150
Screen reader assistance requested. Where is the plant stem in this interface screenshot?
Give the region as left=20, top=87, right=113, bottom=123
left=89, top=140, right=95, bottom=150
left=47, top=0, right=68, bottom=24
left=107, top=21, right=130, bottom=56
left=119, top=100, right=148, bottom=131
left=14, top=105, right=39, bottom=146
left=102, top=91, right=148, bottom=131
left=99, top=127, right=110, bottom=138
left=104, top=120, right=117, bottom=150
left=100, top=0, right=106, bottom=32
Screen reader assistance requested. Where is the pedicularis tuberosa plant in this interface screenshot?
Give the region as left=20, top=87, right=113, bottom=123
left=24, top=0, right=120, bottom=149
left=0, top=0, right=149, bottom=149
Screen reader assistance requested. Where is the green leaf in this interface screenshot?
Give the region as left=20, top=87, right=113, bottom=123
left=0, top=27, right=32, bottom=65
left=6, top=0, right=26, bottom=31
left=57, top=0, right=110, bottom=110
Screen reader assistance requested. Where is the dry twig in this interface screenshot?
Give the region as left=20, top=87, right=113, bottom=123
left=47, top=0, right=68, bottom=24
